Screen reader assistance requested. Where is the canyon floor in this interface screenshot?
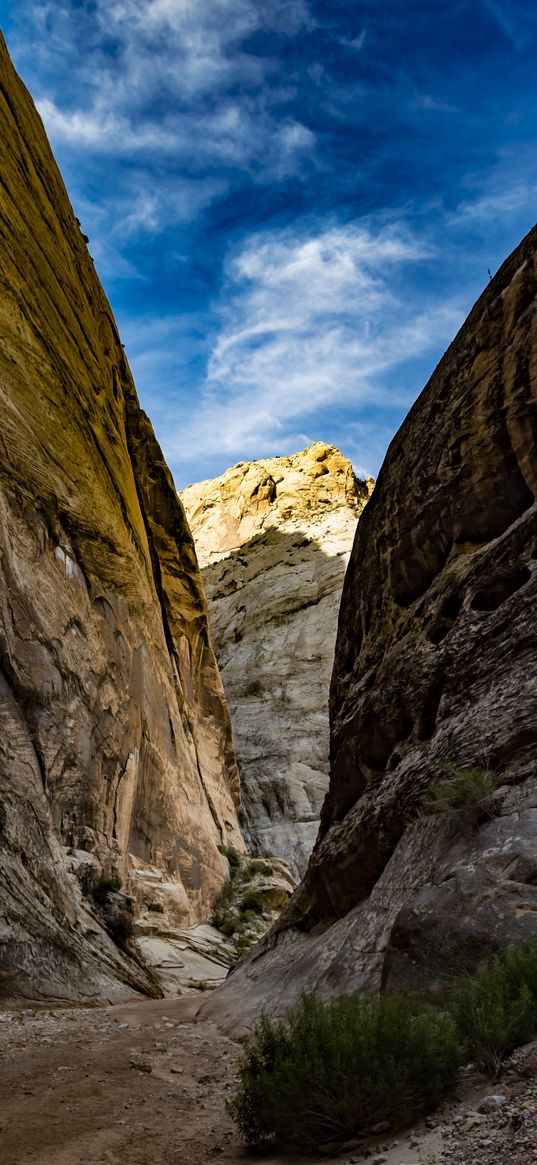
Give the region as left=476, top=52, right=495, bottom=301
left=1, top=992, right=537, bottom=1165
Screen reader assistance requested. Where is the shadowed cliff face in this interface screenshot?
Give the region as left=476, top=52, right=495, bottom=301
left=0, top=35, right=242, bottom=1001
left=203, top=223, right=537, bottom=1033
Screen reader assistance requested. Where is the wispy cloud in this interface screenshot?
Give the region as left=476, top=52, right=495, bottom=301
left=412, top=94, right=461, bottom=114
left=482, top=0, right=525, bottom=50
left=159, top=220, right=463, bottom=468
left=13, top=0, right=316, bottom=263
left=21, top=1, right=314, bottom=164
left=450, top=180, right=537, bottom=226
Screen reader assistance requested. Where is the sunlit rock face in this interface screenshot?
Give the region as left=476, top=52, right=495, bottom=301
left=0, top=35, right=243, bottom=1002
left=181, top=444, right=372, bottom=879
left=202, top=224, right=537, bottom=1034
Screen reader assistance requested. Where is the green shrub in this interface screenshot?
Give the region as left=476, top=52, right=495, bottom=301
left=227, top=992, right=460, bottom=1151
left=234, top=932, right=257, bottom=958
left=422, top=763, right=496, bottom=821
left=240, top=890, right=265, bottom=915
left=448, top=938, right=537, bottom=1075
left=211, top=885, right=236, bottom=936
left=219, top=844, right=242, bottom=870
left=247, top=859, right=273, bottom=876
left=217, top=914, right=237, bottom=938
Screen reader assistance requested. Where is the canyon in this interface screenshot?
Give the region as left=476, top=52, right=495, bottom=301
left=1, top=27, right=537, bottom=1165
left=181, top=446, right=372, bottom=878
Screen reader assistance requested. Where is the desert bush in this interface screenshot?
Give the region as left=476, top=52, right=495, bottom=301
left=211, top=878, right=235, bottom=934
left=234, top=932, right=257, bottom=957
left=247, top=859, right=272, bottom=876
left=422, top=763, right=496, bottom=821
left=448, top=938, right=537, bottom=1075
left=218, top=844, right=242, bottom=870
left=227, top=991, right=460, bottom=1151
left=240, top=890, right=265, bottom=915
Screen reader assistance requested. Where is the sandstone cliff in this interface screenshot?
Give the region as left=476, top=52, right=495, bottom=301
left=0, top=35, right=243, bottom=1002
left=204, top=224, right=537, bottom=1031
left=181, top=445, right=372, bottom=878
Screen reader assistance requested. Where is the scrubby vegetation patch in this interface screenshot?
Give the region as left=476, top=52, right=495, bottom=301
left=227, top=936, right=537, bottom=1151
left=227, top=992, right=460, bottom=1150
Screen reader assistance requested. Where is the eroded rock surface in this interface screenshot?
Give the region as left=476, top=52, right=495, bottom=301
left=204, top=224, right=537, bottom=1031
left=0, top=35, right=242, bottom=1002
left=181, top=444, right=372, bottom=877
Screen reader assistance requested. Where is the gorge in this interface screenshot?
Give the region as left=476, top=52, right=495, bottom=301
left=1, top=26, right=537, bottom=1165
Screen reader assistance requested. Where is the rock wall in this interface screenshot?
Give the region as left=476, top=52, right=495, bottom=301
left=0, top=35, right=243, bottom=1002
left=204, top=224, right=537, bottom=1032
left=181, top=445, right=372, bottom=878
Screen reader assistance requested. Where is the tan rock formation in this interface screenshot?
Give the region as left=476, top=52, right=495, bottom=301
left=204, top=224, right=537, bottom=1032
left=181, top=445, right=372, bottom=877
left=0, top=35, right=242, bottom=1002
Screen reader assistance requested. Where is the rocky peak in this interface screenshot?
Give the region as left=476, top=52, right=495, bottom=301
left=182, top=442, right=372, bottom=566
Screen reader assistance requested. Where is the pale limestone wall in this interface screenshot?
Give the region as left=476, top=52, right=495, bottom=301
left=181, top=444, right=373, bottom=878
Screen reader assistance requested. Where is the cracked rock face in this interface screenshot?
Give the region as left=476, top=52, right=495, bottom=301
left=0, top=36, right=242, bottom=1002
left=203, top=224, right=537, bottom=1032
left=181, top=444, right=372, bottom=878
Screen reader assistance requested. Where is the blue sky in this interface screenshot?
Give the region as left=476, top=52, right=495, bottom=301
left=1, top=1, right=537, bottom=488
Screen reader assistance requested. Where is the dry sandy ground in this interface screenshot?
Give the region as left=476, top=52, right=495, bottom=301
left=2, top=993, right=537, bottom=1165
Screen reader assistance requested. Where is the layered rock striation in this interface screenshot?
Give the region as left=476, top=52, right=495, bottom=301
left=181, top=445, right=372, bottom=877
left=205, top=224, right=537, bottom=1031
left=0, top=36, right=242, bottom=1002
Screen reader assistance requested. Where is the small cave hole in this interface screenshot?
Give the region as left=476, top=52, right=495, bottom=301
left=439, top=594, right=463, bottom=620
left=428, top=623, right=451, bottom=645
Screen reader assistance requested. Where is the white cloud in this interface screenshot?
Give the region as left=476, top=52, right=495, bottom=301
left=450, top=181, right=537, bottom=226
left=23, top=0, right=315, bottom=259
left=23, top=0, right=314, bottom=154
left=160, top=220, right=463, bottom=467
left=413, top=94, right=460, bottom=114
